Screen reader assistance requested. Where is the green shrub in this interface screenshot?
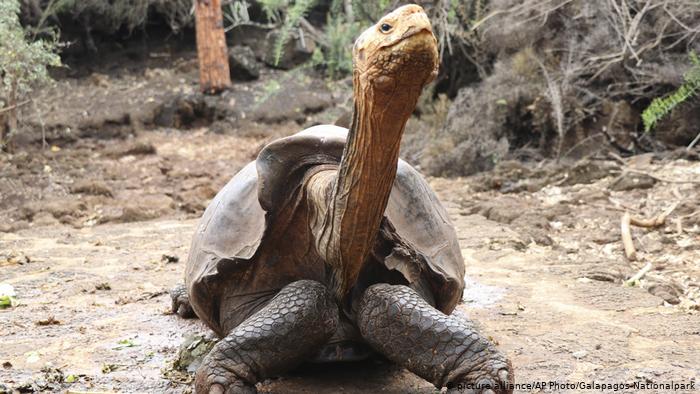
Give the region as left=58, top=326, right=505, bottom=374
left=1, top=0, right=61, bottom=149
left=258, top=0, right=287, bottom=23
left=642, top=52, right=700, bottom=133
left=271, top=0, right=316, bottom=66
left=351, top=0, right=393, bottom=22
left=24, top=0, right=194, bottom=34
left=223, top=0, right=252, bottom=30
left=311, top=13, right=360, bottom=79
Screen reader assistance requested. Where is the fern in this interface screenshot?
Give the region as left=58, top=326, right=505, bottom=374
left=258, top=0, right=287, bottom=23
left=224, top=0, right=251, bottom=31
left=642, top=52, right=700, bottom=132
left=351, top=0, right=392, bottom=22
left=272, top=0, right=316, bottom=66
left=318, top=13, right=360, bottom=79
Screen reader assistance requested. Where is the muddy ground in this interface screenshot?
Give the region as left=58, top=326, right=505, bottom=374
left=1, top=63, right=700, bottom=393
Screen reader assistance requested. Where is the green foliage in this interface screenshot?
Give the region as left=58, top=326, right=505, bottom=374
left=272, top=0, right=316, bottom=66
left=312, top=13, right=360, bottom=79
left=351, top=0, right=393, bottom=22
left=28, top=0, right=75, bottom=37
left=1, top=0, right=61, bottom=147
left=256, top=79, right=281, bottom=103
left=642, top=52, right=700, bottom=133
left=265, top=0, right=392, bottom=77
left=25, top=0, right=194, bottom=34
left=224, top=0, right=251, bottom=31
left=114, top=338, right=138, bottom=349
left=308, top=0, right=379, bottom=79
left=258, top=0, right=288, bottom=23
left=0, top=0, right=61, bottom=95
left=0, top=283, right=17, bottom=308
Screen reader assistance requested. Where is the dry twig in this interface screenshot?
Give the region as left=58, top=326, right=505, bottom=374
left=629, top=202, right=679, bottom=228
left=0, top=100, right=31, bottom=114
left=624, top=262, right=652, bottom=286
left=621, top=212, right=636, bottom=261
left=688, top=132, right=700, bottom=150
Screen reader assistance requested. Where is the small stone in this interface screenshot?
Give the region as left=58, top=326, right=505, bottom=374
left=572, top=350, right=588, bottom=359
left=69, top=180, right=114, bottom=197
left=609, top=172, right=656, bottom=191
left=36, top=316, right=61, bottom=326
left=229, top=46, right=260, bottom=81
left=648, top=283, right=681, bottom=305
left=161, top=254, right=180, bottom=264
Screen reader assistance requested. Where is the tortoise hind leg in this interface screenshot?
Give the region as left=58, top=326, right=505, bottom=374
left=170, top=283, right=196, bottom=318
left=195, top=280, right=338, bottom=394
left=357, top=284, right=513, bottom=394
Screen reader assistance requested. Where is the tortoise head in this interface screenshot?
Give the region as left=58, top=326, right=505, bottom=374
left=352, top=4, right=439, bottom=93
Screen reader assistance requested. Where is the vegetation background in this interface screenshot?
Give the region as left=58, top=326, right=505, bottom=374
left=3, top=0, right=699, bottom=170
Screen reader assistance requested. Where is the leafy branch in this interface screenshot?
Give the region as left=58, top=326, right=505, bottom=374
left=0, top=0, right=62, bottom=150
left=272, top=0, right=316, bottom=66
left=642, top=51, right=700, bottom=133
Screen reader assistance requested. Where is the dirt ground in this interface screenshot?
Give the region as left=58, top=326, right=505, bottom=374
left=1, top=66, right=700, bottom=393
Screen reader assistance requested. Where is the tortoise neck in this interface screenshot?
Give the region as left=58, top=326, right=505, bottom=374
left=324, top=72, right=420, bottom=297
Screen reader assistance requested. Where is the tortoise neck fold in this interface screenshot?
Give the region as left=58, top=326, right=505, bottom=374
left=323, top=72, right=421, bottom=298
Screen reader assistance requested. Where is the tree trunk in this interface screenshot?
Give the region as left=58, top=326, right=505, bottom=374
left=1, top=79, right=18, bottom=152
left=0, top=113, right=7, bottom=150
left=195, top=0, right=231, bottom=94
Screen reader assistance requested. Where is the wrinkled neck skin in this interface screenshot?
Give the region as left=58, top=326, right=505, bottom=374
left=307, top=69, right=427, bottom=299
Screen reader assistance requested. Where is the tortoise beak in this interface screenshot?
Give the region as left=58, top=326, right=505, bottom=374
left=399, top=10, right=433, bottom=41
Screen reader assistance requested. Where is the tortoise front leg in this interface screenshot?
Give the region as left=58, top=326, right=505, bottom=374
left=357, top=284, right=513, bottom=394
left=170, top=283, right=196, bottom=318
left=195, top=280, right=338, bottom=394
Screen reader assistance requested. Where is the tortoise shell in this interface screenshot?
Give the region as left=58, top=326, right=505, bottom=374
left=185, top=125, right=465, bottom=335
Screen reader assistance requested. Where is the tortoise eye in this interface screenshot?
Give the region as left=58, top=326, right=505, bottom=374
left=380, top=23, right=392, bottom=32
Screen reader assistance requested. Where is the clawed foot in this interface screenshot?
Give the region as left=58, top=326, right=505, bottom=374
left=357, top=284, right=513, bottom=394
left=447, top=358, right=513, bottom=394
left=194, top=343, right=257, bottom=394
left=192, top=280, right=338, bottom=394
left=170, top=283, right=196, bottom=318
left=195, top=377, right=256, bottom=394
left=194, top=369, right=256, bottom=394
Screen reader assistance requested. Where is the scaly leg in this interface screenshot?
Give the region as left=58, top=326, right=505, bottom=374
left=195, top=280, right=338, bottom=394
left=357, top=284, right=513, bottom=394
left=170, top=283, right=196, bottom=318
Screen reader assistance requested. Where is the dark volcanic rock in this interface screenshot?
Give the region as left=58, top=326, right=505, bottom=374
left=227, top=24, right=273, bottom=59
left=648, top=282, right=683, bottom=305
left=153, top=93, right=219, bottom=129
left=22, top=198, right=87, bottom=221
left=558, top=160, right=620, bottom=186
left=609, top=172, right=657, bottom=191
left=229, top=45, right=260, bottom=81
left=69, top=180, right=114, bottom=197
left=227, top=24, right=314, bottom=70
left=252, top=78, right=334, bottom=124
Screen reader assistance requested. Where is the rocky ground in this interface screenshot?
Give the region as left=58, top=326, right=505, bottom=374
left=1, top=62, right=699, bottom=393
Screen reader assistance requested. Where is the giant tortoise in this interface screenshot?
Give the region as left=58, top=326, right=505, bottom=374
left=171, top=4, right=513, bottom=393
